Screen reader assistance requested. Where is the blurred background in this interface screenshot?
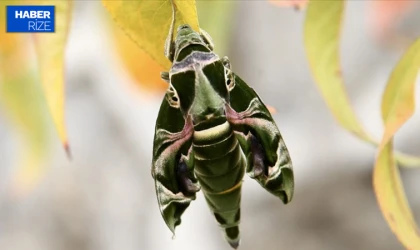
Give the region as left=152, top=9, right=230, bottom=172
left=1, top=1, right=420, bottom=250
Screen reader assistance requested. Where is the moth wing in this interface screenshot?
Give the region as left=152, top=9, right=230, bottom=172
left=227, top=74, right=294, bottom=204
left=152, top=96, right=196, bottom=233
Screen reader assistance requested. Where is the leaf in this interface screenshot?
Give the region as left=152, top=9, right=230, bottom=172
left=1, top=73, right=51, bottom=195
left=0, top=1, right=51, bottom=195
left=111, top=0, right=236, bottom=94
left=303, top=0, right=420, bottom=167
left=102, top=0, right=199, bottom=70
left=394, top=151, right=420, bottom=168
left=112, top=23, right=167, bottom=93
left=373, top=38, right=420, bottom=249
left=32, top=0, right=73, bottom=157
left=304, top=0, right=373, bottom=142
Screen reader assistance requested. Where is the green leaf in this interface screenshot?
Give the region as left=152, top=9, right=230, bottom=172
left=304, top=0, right=373, bottom=142
left=373, top=38, right=420, bottom=249
left=303, top=0, right=420, bottom=168
left=0, top=1, right=51, bottom=194
left=102, top=0, right=199, bottom=70
left=33, top=0, right=73, bottom=157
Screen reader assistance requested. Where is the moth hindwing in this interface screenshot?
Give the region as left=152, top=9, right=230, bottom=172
left=151, top=4, right=294, bottom=249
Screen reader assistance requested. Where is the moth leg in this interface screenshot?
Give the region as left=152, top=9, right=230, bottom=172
left=165, top=85, right=180, bottom=108
left=221, top=56, right=231, bottom=69
left=199, top=28, right=214, bottom=51
left=164, top=0, right=176, bottom=61
left=222, top=57, right=235, bottom=92
left=177, top=154, right=200, bottom=196
left=161, top=71, right=170, bottom=83
left=249, top=134, right=265, bottom=178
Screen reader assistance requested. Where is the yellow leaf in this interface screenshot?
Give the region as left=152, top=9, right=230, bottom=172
left=304, top=0, right=373, bottom=142
left=380, top=39, right=420, bottom=148
left=33, top=0, right=73, bottom=157
left=374, top=38, right=420, bottom=249
left=113, top=23, right=167, bottom=93
left=0, top=1, right=51, bottom=194
left=303, top=0, right=420, bottom=167
left=102, top=0, right=199, bottom=70
left=394, top=151, right=420, bottom=168
left=0, top=73, right=51, bottom=196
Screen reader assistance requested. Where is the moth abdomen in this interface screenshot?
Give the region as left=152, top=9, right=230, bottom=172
left=192, top=120, right=246, bottom=249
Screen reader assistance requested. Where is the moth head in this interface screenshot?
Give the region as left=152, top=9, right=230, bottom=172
left=173, top=25, right=212, bottom=62
left=167, top=26, right=236, bottom=127
left=167, top=59, right=236, bottom=127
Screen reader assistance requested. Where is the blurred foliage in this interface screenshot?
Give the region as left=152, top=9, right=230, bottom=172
left=0, top=1, right=52, bottom=195
left=303, top=0, right=420, bottom=166
left=33, top=0, right=73, bottom=156
left=112, top=25, right=167, bottom=93
left=374, top=39, right=420, bottom=249
left=271, top=0, right=419, bottom=46
left=304, top=0, right=375, bottom=142
left=300, top=0, right=420, bottom=248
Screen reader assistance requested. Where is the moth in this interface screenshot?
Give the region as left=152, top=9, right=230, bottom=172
left=151, top=4, right=294, bottom=249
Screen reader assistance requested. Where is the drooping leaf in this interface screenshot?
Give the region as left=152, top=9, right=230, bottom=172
left=32, top=0, right=73, bottom=157
left=373, top=38, right=420, bottom=249
left=102, top=0, right=199, bottom=70
left=394, top=151, right=420, bottom=167
left=0, top=73, right=51, bottom=195
left=303, top=0, right=420, bottom=167
left=0, top=1, right=51, bottom=195
left=112, top=23, right=167, bottom=93
left=304, top=0, right=373, bottom=142
left=110, top=0, right=236, bottom=94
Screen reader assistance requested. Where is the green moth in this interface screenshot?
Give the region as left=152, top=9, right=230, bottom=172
left=151, top=4, right=294, bottom=249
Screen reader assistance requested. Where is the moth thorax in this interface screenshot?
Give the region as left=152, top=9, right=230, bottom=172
left=174, top=25, right=209, bottom=61
left=190, top=70, right=225, bottom=126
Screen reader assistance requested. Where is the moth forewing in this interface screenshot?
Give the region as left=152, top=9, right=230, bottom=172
left=152, top=96, right=198, bottom=233
left=226, top=74, right=294, bottom=203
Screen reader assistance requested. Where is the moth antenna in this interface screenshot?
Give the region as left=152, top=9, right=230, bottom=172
left=164, top=0, right=177, bottom=62
left=160, top=71, right=170, bottom=83
left=200, top=28, right=214, bottom=51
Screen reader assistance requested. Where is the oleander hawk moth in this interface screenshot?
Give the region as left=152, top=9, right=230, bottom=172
left=151, top=4, right=294, bottom=249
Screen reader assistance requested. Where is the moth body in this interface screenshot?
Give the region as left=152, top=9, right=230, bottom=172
left=152, top=24, right=294, bottom=249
